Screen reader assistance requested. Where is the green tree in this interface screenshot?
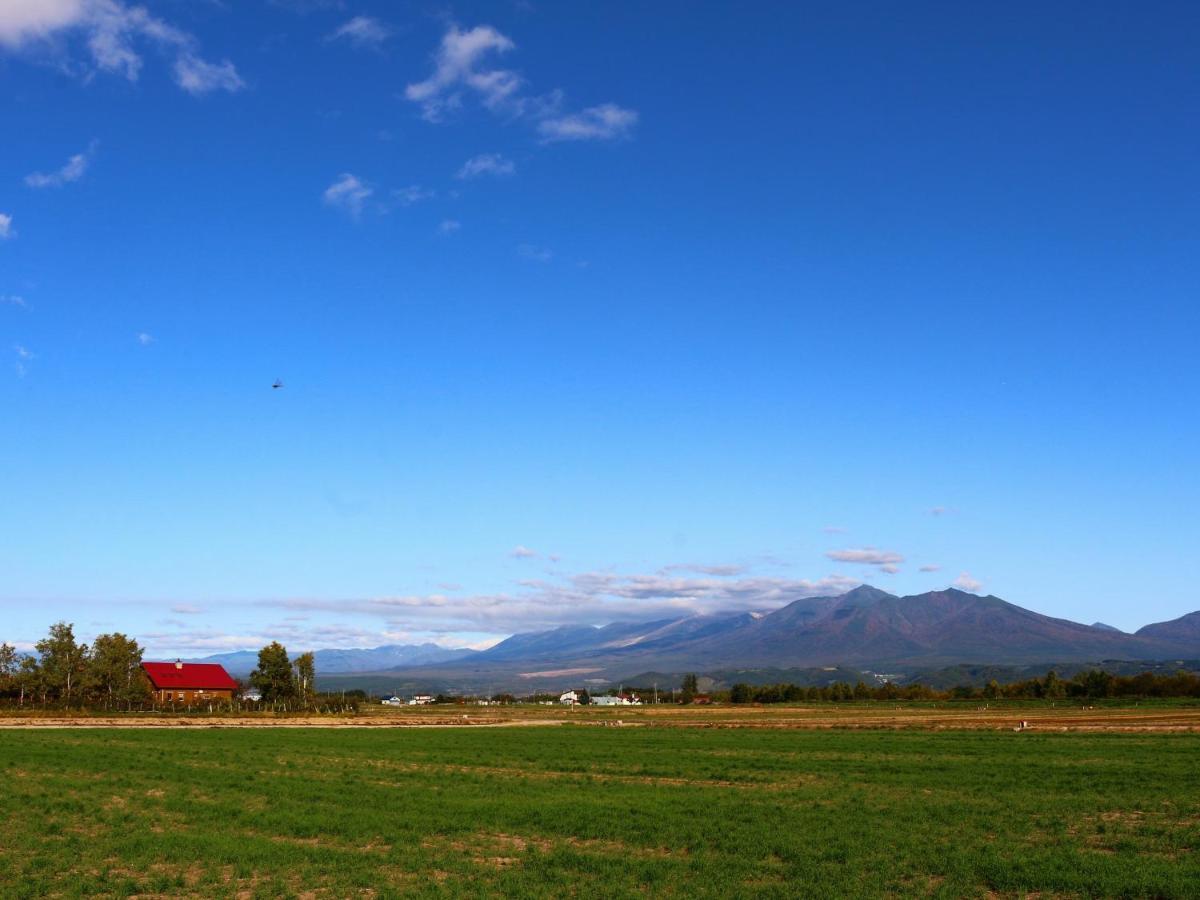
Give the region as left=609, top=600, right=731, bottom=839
left=983, top=679, right=1002, bottom=700
left=293, top=651, right=316, bottom=705
left=88, top=633, right=150, bottom=709
left=0, top=643, right=18, bottom=696
left=17, top=657, right=42, bottom=705
left=1042, top=670, right=1066, bottom=700
left=680, top=673, right=699, bottom=703
left=730, top=683, right=754, bottom=704
left=250, top=642, right=296, bottom=703
left=35, top=622, right=89, bottom=705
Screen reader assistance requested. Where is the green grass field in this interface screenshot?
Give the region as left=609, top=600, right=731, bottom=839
left=1, top=726, right=1197, bottom=898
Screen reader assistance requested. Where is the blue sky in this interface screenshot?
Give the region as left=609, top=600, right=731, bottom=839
left=2, top=1, right=1198, bottom=656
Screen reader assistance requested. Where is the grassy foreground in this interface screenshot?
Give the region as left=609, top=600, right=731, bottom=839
left=1, top=727, right=1197, bottom=898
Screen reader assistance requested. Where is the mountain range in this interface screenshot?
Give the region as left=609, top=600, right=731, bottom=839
left=188, top=587, right=1200, bottom=691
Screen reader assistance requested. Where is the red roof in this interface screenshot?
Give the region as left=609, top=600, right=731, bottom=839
left=142, top=661, right=238, bottom=691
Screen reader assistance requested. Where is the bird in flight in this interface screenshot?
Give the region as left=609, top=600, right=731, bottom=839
left=272, top=379, right=284, bottom=389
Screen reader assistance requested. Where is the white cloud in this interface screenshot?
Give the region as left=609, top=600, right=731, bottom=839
left=929, top=506, right=956, bottom=516
left=456, top=153, right=515, bottom=179
left=660, top=564, right=746, bottom=577
left=952, top=572, right=983, bottom=592
left=438, top=218, right=461, bottom=235
left=538, top=103, right=637, bottom=142
left=0, top=0, right=242, bottom=95
left=0, top=213, right=14, bottom=239
left=392, top=184, right=435, bottom=206
left=0, top=294, right=27, bottom=308
left=919, top=564, right=941, bottom=573
left=0, top=0, right=84, bottom=45
left=25, top=142, right=95, bottom=188
left=170, top=604, right=203, bottom=615
left=13, top=344, right=33, bottom=378
left=405, top=24, right=519, bottom=121
left=825, top=547, right=904, bottom=570
left=136, top=332, right=154, bottom=345
left=328, top=15, right=390, bottom=48
left=266, top=570, right=863, bottom=634
left=517, top=243, right=552, bottom=262
left=405, top=24, right=636, bottom=142
left=322, top=173, right=373, bottom=217
left=173, top=54, right=244, bottom=96
left=510, top=545, right=538, bottom=559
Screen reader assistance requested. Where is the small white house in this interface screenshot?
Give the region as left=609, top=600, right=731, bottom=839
left=559, top=690, right=581, bottom=705
left=381, top=696, right=404, bottom=706
left=408, top=695, right=434, bottom=706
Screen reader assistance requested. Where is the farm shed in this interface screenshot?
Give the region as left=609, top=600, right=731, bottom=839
left=141, top=661, right=237, bottom=704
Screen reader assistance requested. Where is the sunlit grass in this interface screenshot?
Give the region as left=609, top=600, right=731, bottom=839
left=1, top=727, right=1197, bottom=897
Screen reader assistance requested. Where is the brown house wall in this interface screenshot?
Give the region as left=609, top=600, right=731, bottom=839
left=154, top=689, right=234, bottom=704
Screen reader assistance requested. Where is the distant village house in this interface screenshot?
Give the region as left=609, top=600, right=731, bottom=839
left=141, top=661, right=237, bottom=704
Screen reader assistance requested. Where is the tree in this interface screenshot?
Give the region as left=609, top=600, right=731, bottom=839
left=17, top=657, right=42, bottom=706
left=88, top=633, right=150, bottom=709
left=680, top=673, right=699, bottom=703
left=250, top=642, right=296, bottom=703
left=0, top=643, right=17, bottom=696
left=730, top=683, right=754, bottom=704
left=1042, top=670, right=1066, bottom=700
left=35, top=622, right=89, bottom=705
left=293, top=651, right=316, bottom=706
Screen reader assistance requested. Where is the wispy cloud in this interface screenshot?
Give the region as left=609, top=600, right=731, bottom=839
left=928, top=506, right=955, bottom=516
left=13, top=344, right=34, bottom=377
left=660, top=564, right=747, bottom=577
left=0, top=0, right=243, bottom=95
left=174, top=55, right=244, bottom=96
left=825, top=547, right=904, bottom=574
left=327, top=15, right=390, bottom=49
left=322, top=172, right=373, bottom=217
left=457, top=153, right=515, bottom=179
left=170, top=604, right=204, bottom=615
left=538, top=103, right=638, bottom=142
left=952, top=572, right=983, bottom=592
left=510, top=545, right=538, bottom=559
left=405, top=24, right=519, bottom=122
left=404, top=23, right=636, bottom=142
left=438, top=218, right=461, bottom=235
left=265, top=569, right=863, bottom=634
left=0, top=294, right=27, bottom=308
left=392, top=184, right=435, bottom=206
left=25, top=142, right=96, bottom=188
left=517, top=243, right=552, bottom=262
left=918, top=564, right=941, bottom=573
left=0, top=213, right=14, bottom=240
left=822, top=525, right=847, bottom=534
left=136, top=332, right=155, bottom=345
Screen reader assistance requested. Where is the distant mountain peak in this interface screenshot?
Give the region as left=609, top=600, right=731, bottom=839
left=1091, top=622, right=1124, bottom=633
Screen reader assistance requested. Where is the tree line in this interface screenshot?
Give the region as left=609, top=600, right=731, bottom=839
left=0, top=623, right=149, bottom=709
left=0, top=623, right=341, bottom=711
left=724, top=669, right=1200, bottom=704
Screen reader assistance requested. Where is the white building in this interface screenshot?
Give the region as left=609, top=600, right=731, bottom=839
left=559, top=690, right=581, bottom=705
left=381, top=696, right=404, bottom=706
left=408, top=695, right=434, bottom=706
left=591, top=694, right=642, bottom=706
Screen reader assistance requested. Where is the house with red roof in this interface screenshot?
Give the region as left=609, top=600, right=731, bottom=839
left=141, top=660, right=238, bottom=704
